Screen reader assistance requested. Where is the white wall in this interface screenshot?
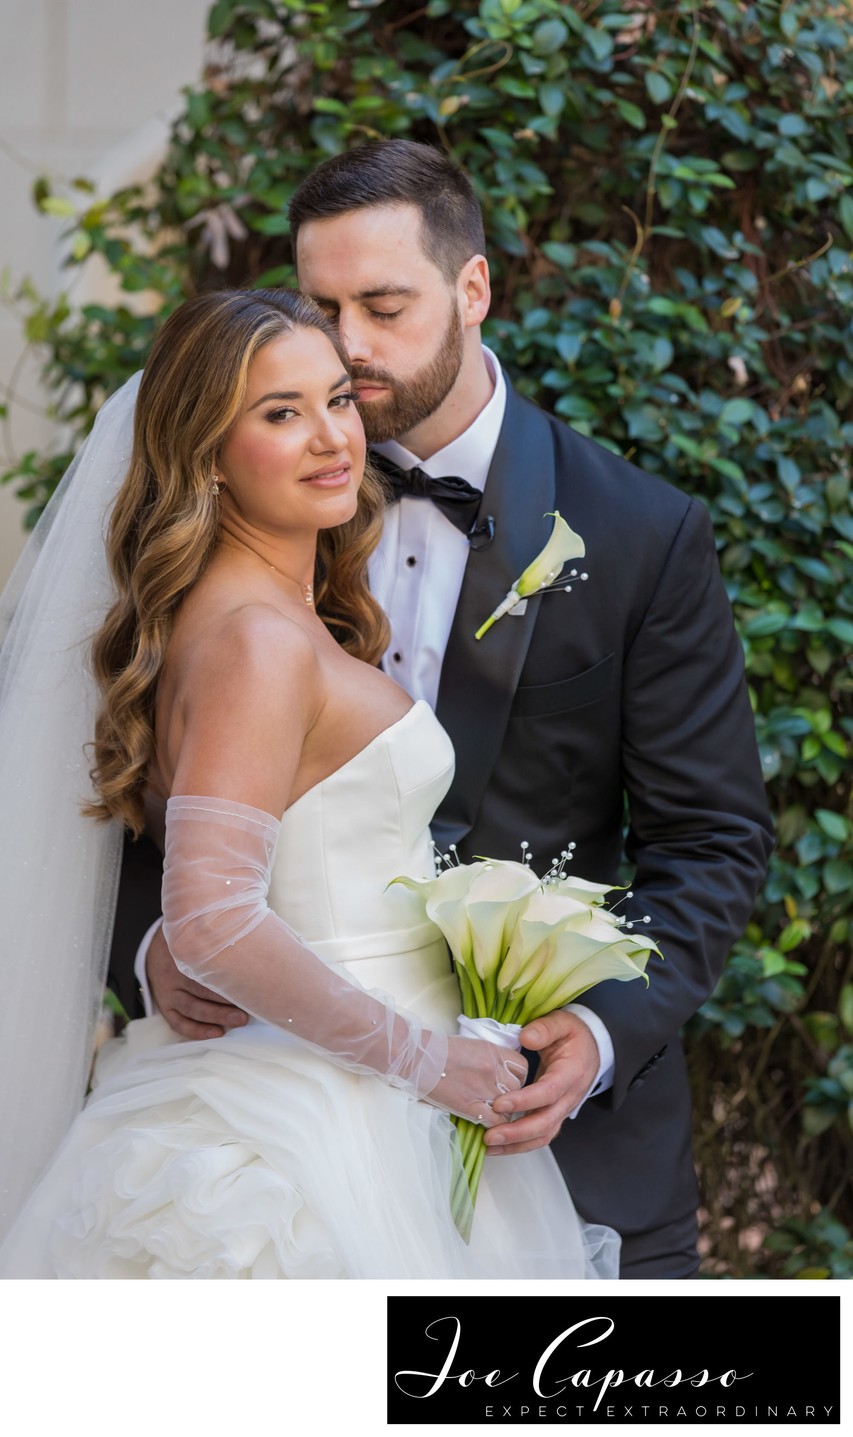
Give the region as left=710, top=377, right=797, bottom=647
left=0, top=0, right=211, bottom=585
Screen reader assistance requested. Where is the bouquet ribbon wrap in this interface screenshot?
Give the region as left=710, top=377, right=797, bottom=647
left=457, top=1015, right=523, bottom=1051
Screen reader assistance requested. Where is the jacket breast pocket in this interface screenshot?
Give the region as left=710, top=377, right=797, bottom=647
left=511, top=653, right=615, bottom=719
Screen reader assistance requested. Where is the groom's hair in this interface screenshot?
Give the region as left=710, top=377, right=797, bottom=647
left=289, top=139, right=485, bottom=282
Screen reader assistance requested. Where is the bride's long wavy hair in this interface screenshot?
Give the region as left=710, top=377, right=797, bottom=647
left=85, top=288, right=389, bottom=837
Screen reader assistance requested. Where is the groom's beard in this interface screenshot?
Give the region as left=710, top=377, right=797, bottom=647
left=352, top=305, right=465, bottom=445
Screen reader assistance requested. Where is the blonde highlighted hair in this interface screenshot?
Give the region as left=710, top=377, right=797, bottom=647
left=86, top=288, right=389, bottom=836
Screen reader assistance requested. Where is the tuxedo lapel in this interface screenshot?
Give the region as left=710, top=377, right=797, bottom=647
left=434, top=384, right=556, bottom=846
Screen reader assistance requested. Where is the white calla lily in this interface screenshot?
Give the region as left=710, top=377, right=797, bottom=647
left=520, top=928, right=657, bottom=1018
left=497, top=890, right=596, bottom=994
left=496, top=888, right=658, bottom=1016
left=475, top=511, right=586, bottom=639
left=461, top=861, right=541, bottom=981
left=391, top=862, right=487, bottom=971
left=548, top=874, right=613, bottom=905
left=392, top=859, right=540, bottom=1010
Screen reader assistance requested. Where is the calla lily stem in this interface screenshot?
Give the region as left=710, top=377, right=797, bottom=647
left=475, top=588, right=523, bottom=640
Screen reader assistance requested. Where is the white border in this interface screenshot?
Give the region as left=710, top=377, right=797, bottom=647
left=1, top=1277, right=847, bottom=1435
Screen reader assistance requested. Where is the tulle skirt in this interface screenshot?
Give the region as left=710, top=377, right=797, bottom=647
left=0, top=1015, right=619, bottom=1279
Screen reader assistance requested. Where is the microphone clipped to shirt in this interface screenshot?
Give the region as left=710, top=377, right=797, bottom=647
left=370, top=451, right=495, bottom=550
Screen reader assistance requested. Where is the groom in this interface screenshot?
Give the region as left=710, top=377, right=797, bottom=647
left=120, top=140, right=774, bottom=1278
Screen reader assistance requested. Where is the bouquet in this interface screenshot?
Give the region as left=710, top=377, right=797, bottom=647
left=393, top=848, right=660, bottom=1237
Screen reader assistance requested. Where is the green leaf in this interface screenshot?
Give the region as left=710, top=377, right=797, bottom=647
left=542, top=242, right=577, bottom=268
left=645, top=71, right=672, bottom=105
left=780, top=7, right=799, bottom=40
left=721, top=148, right=758, bottom=172
left=826, top=617, right=853, bottom=645
left=815, top=809, right=850, bottom=843
left=840, top=986, right=853, bottom=1035
left=701, top=225, right=738, bottom=258
left=102, top=987, right=129, bottom=1021
left=249, top=212, right=290, bottom=235
left=790, top=602, right=826, bottom=633
left=816, top=752, right=843, bottom=786
left=207, top=0, right=233, bottom=39
left=744, top=610, right=789, bottom=637
left=312, top=97, right=349, bottom=116
left=646, top=296, right=708, bottom=331
left=720, top=397, right=754, bottom=426
left=826, top=473, right=850, bottom=511
left=839, top=193, right=853, bottom=241
left=538, top=82, right=565, bottom=119
left=584, top=27, right=614, bottom=64
left=823, top=860, right=853, bottom=895
left=779, top=113, right=809, bottom=138
left=777, top=455, right=801, bottom=492
left=498, top=76, right=537, bottom=100
left=650, top=336, right=674, bottom=372
left=40, top=196, right=77, bottom=218
left=778, top=920, right=811, bottom=953
left=555, top=331, right=583, bottom=364
left=806, top=177, right=831, bottom=203
left=615, top=99, right=646, bottom=131
left=70, top=231, right=92, bottom=261
left=554, top=393, right=600, bottom=421
left=531, top=18, right=569, bottom=56
left=761, top=948, right=789, bottom=976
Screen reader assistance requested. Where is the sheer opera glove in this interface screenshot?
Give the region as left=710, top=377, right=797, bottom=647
left=161, top=797, right=524, bottom=1125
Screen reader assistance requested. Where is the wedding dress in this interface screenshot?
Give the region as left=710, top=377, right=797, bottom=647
left=0, top=700, right=618, bottom=1280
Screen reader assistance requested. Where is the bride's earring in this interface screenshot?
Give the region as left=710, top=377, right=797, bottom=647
left=211, top=475, right=225, bottom=494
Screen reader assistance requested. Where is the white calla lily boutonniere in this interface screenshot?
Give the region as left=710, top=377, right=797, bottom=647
left=475, top=510, right=586, bottom=640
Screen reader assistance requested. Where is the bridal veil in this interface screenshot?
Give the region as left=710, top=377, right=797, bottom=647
left=0, top=374, right=140, bottom=1243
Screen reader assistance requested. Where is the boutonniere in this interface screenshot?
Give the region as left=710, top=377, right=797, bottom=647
left=475, top=511, right=586, bottom=639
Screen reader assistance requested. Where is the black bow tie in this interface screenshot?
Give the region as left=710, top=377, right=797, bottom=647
left=370, top=451, right=494, bottom=549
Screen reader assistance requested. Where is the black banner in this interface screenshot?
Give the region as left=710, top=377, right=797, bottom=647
left=387, top=1295, right=840, bottom=1425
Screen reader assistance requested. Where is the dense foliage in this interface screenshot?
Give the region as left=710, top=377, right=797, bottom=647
left=2, top=0, right=851, bottom=1276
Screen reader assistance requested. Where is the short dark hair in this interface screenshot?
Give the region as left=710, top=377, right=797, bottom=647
left=289, top=139, right=486, bottom=282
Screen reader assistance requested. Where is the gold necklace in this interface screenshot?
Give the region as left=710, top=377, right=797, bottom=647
left=224, top=533, right=314, bottom=608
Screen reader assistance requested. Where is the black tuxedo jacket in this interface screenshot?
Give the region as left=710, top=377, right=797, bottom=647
left=429, top=379, right=774, bottom=1244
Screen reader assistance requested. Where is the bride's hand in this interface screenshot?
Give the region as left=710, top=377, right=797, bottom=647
left=424, top=1036, right=527, bottom=1127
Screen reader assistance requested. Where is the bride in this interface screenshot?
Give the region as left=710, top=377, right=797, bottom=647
left=0, top=288, right=617, bottom=1279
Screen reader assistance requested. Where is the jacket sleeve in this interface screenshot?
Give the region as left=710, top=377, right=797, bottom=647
left=107, top=829, right=162, bottom=1019
left=578, top=497, right=774, bottom=1107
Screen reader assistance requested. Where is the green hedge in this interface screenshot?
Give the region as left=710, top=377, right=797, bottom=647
left=3, top=0, right=851, bottom=1276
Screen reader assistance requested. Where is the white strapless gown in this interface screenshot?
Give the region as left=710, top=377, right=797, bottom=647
left=0, top=702, right=618, bottom=1279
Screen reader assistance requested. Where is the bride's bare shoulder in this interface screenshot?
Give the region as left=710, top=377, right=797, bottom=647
left=176, top=593, right=320, bottom=699
left=156, top=589, right=324, bottom=804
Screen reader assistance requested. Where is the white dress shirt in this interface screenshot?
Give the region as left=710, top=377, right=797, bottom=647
left=370, top=347, right=613, bottom=1115
left=137, top=347, right=614, bottom=1114
left=367, top=348, right=507, bottom=711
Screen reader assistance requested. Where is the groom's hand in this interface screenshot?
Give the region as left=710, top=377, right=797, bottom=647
left=147, top=924, right=249, bottom=1040
left=482, top=1010, right=599, bottom=1156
